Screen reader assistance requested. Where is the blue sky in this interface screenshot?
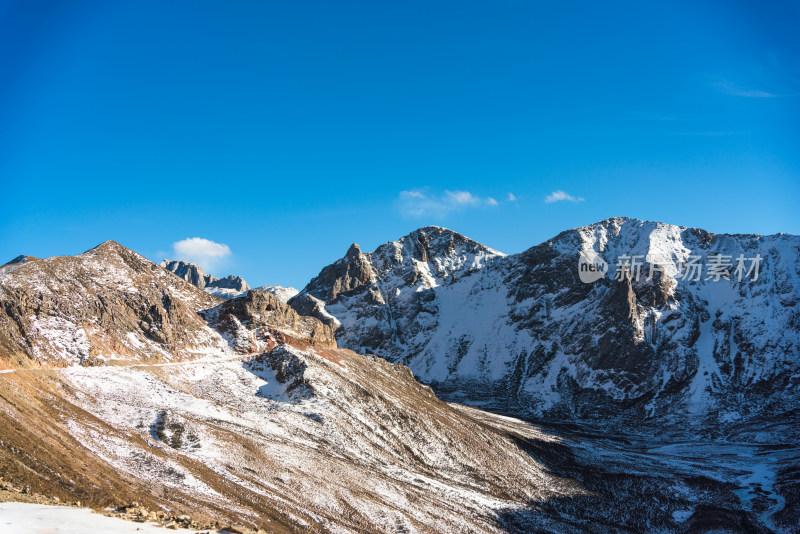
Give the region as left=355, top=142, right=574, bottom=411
left=1, top=1, right=798, bottom=288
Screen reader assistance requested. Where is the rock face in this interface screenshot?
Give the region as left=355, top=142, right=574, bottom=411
left=0, top=242, right=229, bottom=367
left=207, top=289, right=337, bottom=353
left=0, top=245, right=327, bottom=370
left=161, top=260, right=250, bottom=294
left=290, top=219, right=800, bottom=437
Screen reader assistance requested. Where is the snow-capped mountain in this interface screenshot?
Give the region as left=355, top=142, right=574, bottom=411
left=290, top=219, right=800, bottom=437
left=0, top=232, right=797, bottom=532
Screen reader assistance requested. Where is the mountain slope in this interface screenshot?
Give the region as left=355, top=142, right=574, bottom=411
left=1, top=302, right=783, bottom=532
left=290, top=218, right=800, bottom=437
left=0, top=242, right=228, bottom=368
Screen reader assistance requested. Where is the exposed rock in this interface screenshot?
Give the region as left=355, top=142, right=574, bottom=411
left=209, top=289, right=336, bottom=352
left=301, top=242, right=374, bottom=302
left=161, top=259, right=249, bottom=292
left=160, top=259, right=210, bottom=288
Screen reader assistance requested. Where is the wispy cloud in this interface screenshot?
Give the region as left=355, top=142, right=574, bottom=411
left=711, top=78, right=775, bottom=98
left=545, top=190, right=584, bottom=203
left=397, top=189, right=501, bottom=218
left=507, top=192, right=517, bottom=202
left=446, top=190, right=480, bottom=206
left=172, top=237, right=231, bottom=273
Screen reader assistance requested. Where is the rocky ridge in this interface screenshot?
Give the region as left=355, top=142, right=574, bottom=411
left=161, top=259, right=298, bottom=302
left=161, top=259, right=249, bottom=293
left=289, top=219, right=800, bottom=438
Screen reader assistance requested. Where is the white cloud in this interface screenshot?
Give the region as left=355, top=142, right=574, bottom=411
left=711, top=78, right=775, bottom=98
left=446, top=190, right=480, bottom=206
left=397, top=189, right=500, bottom=218
left=507, top=192, right=517, bottom=202
left=172, top=237, right=231, bottom=273
left=545, top=190, right=585, bottom=203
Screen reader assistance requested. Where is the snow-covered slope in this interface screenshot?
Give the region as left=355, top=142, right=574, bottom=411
left=0, top=503, right=173, bottom=534
left=291, top=219, right=800, bottom=436
left=2, top=330, right=787, bottom=532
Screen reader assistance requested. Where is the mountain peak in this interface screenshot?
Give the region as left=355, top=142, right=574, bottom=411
left=82, top=240, right=144, bottom=261
left=414, top=224, right=448, bottom=232
left=292, top=225, right=506, bottom=324
left=80, top=240, right=156, bottom=267
left=407, top=225, right=459, bottom=238
left=89, top=239, right=124, bottom=251
left=2, top=255, right=40, bottom=267
left=579, top=216, right=682, bottom=232
left=397, top=225, right=504, bottom=258
left=345, top=243, right=362, bottom=258
left=0, top=242, right=221, bottom=367
left=161, top=258, right=203, bottom=270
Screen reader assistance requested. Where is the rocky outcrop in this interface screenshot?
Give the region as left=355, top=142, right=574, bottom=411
left=161, top=260, right=249, bottom=292
left=209, top=274, right=249, bottom=292
left=209, top=289, right=336, bottom=352
left=291, top=219, right=800, bottom=436
left=301, top=243, right=373, bottom=302
left=161, top=259, right=210, bottom=288
left=161, top=260, right=299, bottom=303
left=289, top=225, right=504, bottom=354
